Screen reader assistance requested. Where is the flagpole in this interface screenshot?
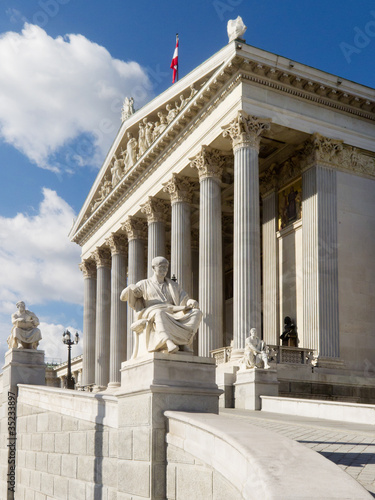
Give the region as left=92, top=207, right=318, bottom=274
left=176, top=33, right=179, bottom=82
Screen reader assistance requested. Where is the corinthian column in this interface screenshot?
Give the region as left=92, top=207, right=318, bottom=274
left=222, top=111, right=271, bottom=353
left=301, top=134, right=340, bottom=362
left=163, top=174, right=195, bottom=295
left=191, top=146, right=225, bottom=356
left=93, top=247, right=111, bottom=390
left=141, top=197, right=169, bottom=277
left=79, top=259, right=96, bottom=387
left=122, top=217, right=147, bottom=358
left=106, top=234, right=127, bottom=388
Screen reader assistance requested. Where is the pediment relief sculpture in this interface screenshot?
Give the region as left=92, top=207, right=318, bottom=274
left=89, top=85, right=198, bottom=215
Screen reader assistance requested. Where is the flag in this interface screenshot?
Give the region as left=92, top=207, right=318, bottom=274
left=170, top=34, right=179, bottom=83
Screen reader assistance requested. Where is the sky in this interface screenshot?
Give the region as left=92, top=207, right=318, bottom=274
left=0, top=0, right=374, bottom=363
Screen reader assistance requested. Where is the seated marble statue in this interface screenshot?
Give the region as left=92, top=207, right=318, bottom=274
left=120, top=256, right=202, bottom=358
left=240, top=328, right=270, bottom=370
left=8, top=301, right=42, bottom=349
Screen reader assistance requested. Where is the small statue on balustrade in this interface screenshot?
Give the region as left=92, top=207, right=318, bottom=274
left=280, top=316, right=298, bottom=347
left=239, top=328, right=270, bottom=370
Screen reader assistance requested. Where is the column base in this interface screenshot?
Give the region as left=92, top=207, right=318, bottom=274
left=106, top=382, right=121, bottom=393
left=92, top=385, right=107, bottom=393
left=234, top=368, right=278, bottom=410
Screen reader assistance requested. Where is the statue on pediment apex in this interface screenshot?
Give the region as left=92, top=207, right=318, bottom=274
left=121, top=96, right=135, bottom=122
left=227, top=16, right=247, bottom=43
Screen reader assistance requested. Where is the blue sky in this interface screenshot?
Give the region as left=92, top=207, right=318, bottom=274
left=0, top=0, right=374, bottom=361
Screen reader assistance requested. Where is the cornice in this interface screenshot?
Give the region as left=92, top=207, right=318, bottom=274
left=70, top=49, right=375, bottom=246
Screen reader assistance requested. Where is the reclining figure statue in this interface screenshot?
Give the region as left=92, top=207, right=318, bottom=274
left=120, top=256, right=202, bottom=358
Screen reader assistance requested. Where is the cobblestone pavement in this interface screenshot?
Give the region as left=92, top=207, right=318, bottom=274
left=221, top=408, right=375, bottom=498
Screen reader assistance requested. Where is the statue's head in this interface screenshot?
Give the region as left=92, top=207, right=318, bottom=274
left=249, top=327, right=257, bottom=337
left=152, top=256, right=169, bottom=278
left=16, top=301, right=25, bottom=311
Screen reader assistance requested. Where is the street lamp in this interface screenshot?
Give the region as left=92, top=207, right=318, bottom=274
left=62, top=330, right=79, bottom=389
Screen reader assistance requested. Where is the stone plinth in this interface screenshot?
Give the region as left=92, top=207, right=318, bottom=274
left=116, top=353, right=222, bottom=499
left=2, top=349, right=45, bottom=400
left=234, top=368, right=278, bottom=410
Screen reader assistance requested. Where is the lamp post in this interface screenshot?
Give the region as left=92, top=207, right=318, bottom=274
left=62, top=330, right=79, bottom=389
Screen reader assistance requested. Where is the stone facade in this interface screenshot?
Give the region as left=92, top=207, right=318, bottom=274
left=69, top=38, right=375, bottom=396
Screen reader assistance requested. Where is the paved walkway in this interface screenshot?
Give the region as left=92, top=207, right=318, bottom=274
left=221, top=408, right=375, bottom=498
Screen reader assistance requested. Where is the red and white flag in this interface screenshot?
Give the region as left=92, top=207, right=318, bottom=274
left=170, top=34, right=179, bottom=83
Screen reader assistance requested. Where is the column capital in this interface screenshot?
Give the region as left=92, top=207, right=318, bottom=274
left=106, top=233, right=127, bottom=256
left=162, top=173, right=196, bottom=204
left=79, top=259, right=97, bottom=279
left=222, top=110, right=271, bottom=152
left=121, top=216, right=147, bottom=241
left=141, top=197, right=169, bottom=224
left=300, top=132, right=343, bottom=168
left=92, top=247, right=111, bottom=268
left=190, top=145, right=226, bottom=181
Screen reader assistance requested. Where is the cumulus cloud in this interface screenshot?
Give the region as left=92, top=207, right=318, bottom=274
left=0, top=188, right=82, bottom=309
left=39, top=322, right=83, bottom=362
left=0, top=23, right=153, bottom=172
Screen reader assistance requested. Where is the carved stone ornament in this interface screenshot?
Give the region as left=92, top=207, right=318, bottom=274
left=141, top=197, right=169, bottom=224
left=121, top=96, right=135, bottom=122
left=299, top=133, right=375, bottom=177
left=227, top=16, right=247, bottom=43
left=190, top=145, right=226, bottom=181
left=162, top=173, right=195, bottom=204
left=222, top=110, right=271, bottom=152
left=79, top=260, right=97, bottom=279
left=92, top=247, right=111, bottom=268
left=106, top=234, right=127, bottom=256
left=260, top=163, right=278, bottom=197
left=121, top=217, right=147, bottom=241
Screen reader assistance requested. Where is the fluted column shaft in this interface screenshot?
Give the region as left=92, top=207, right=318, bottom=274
left=262, top=190, right=278, bottom=345
left=108, top=235, right=127, bottom=388
left=303, top=164, right=339, bottom=358
left=223, top=111, right=271, bottom=351
left=123, top=217, right=147, bottom=359
left=141, top=197, right=169, bottom=277
left=171, top=202, right=192, bottom=293
left=147, top=221, right=166, bottom=276
left=191, top=146, right=225, bottom=356
left=79, top=261, right=96, bottom=386
left=93, top=248, right=111, bottom=390
left=163, top=174, right=194, bottom=295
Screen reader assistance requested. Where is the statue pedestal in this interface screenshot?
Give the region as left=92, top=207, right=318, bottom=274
left=116, top=352, right=222, bottom=499
left=234, top=368, right=278, bottom=410
left=2, top=348, right=45, bottom=401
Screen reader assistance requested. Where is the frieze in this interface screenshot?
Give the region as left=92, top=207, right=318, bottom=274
left=222, top=110, right=271, bottom=151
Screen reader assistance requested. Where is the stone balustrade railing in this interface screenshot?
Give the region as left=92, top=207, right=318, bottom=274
left=211, top=345, right=316, bottom=366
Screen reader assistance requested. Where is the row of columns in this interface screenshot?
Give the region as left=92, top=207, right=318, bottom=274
left=80, top=111, right=341, bottom=390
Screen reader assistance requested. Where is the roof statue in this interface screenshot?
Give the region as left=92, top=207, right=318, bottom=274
left=227, top=16, right=247, bottom=43
left=121, top=96, right=135, bottom=122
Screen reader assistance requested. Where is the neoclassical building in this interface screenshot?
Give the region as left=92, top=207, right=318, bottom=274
left=70, top=37, right=375, bottom=398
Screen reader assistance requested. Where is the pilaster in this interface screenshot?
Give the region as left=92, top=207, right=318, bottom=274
left=302, top=134, right=340, bottom=361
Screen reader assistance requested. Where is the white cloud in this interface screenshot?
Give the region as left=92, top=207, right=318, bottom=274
left=0, top=188, right=82, bottom=309
left=39, top=322, right=83, bottom=362
left=0, top=23, right=153, bottom=171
